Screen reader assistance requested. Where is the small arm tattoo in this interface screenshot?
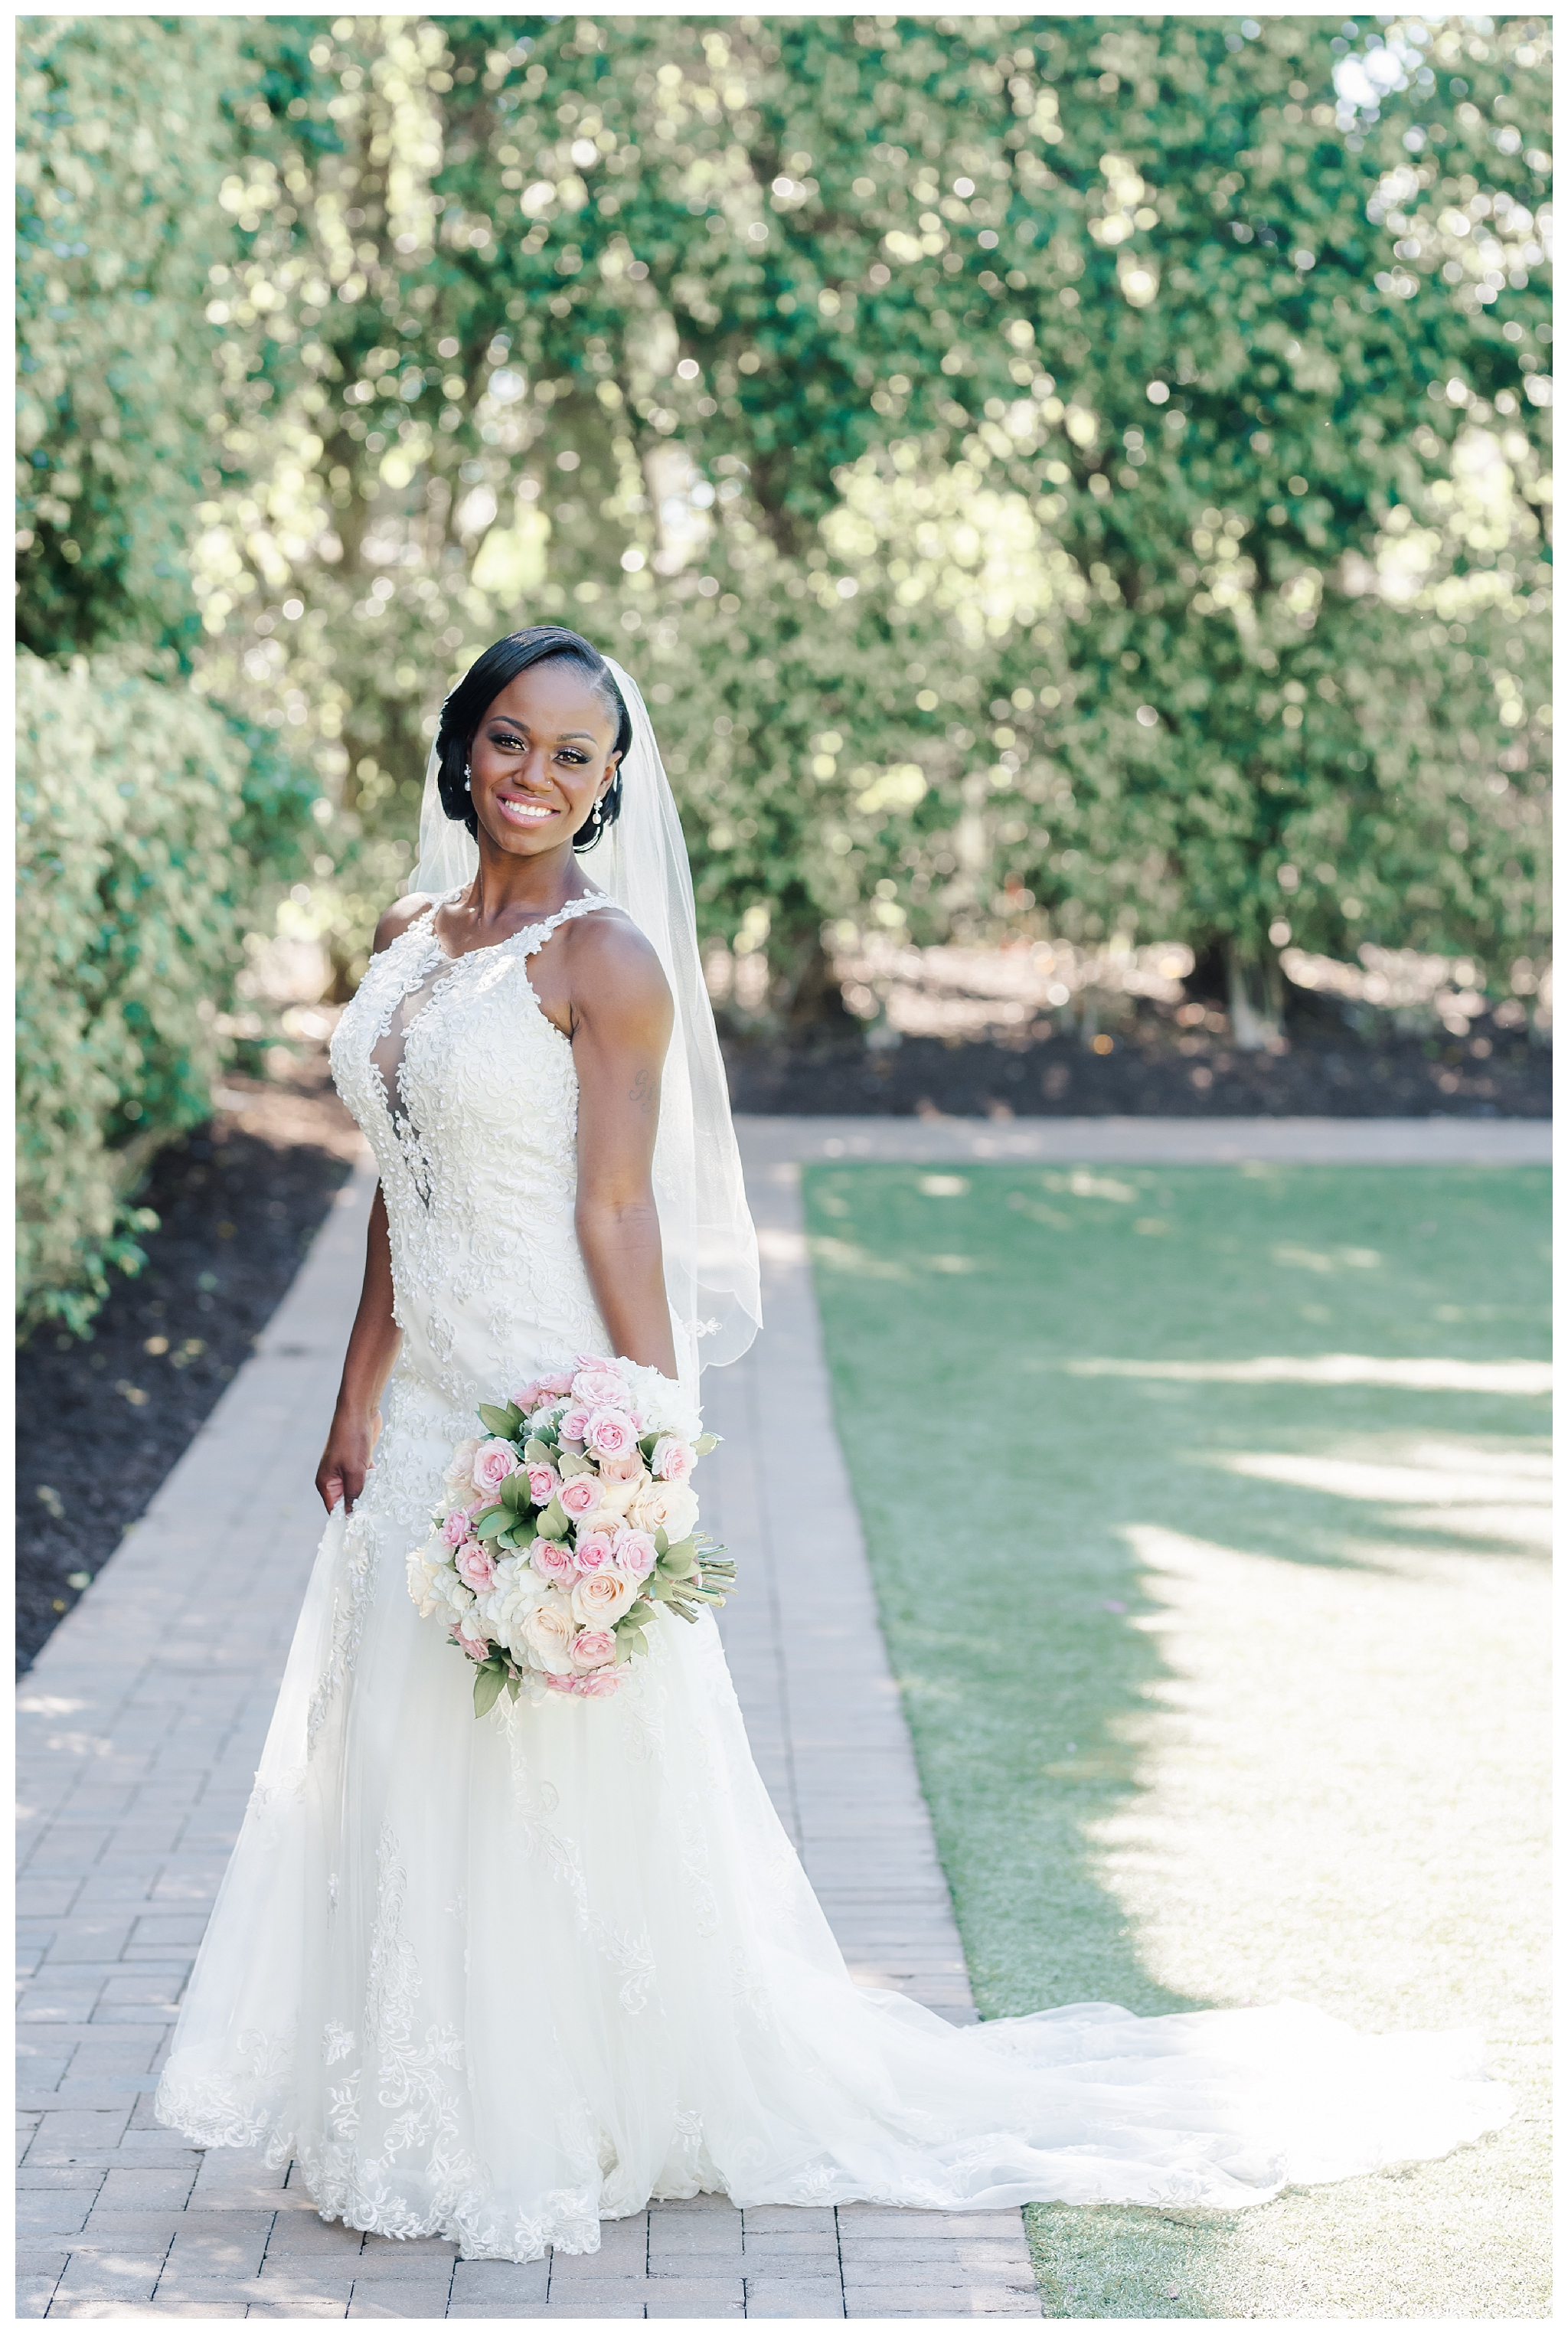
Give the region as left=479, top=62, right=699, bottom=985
left=629, top=1065, right=658, bottom=1114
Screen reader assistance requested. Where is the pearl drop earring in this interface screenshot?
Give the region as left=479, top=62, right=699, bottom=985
left=463, top=763, right=472, bottom=793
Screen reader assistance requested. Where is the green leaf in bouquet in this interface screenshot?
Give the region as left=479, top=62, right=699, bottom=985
left=537, top=1496, right=568, bottom=1541
left=477, top=1402, right=522, bottom=1440
left=505, top=1674, right=521, bottom=1703
left=511, top=1509, right=538, bottom=1547
left=660, top=1536, right=698, bottom=1577
left=500, top=1471, right=530, bottom=1513
left=694, top=1433, right=719, bottom=1456
left=654, top=1526, right=669, bottom=1558
left=639, top=1432, right=660, bottom=1459
left=524, top=1437, right=556, bottom=1466
left=472, top=1662, right=507, bottom=1718
left=473, top=1506, right=508, bottom=1540
left=557, top=1449, right=595, bottom=1479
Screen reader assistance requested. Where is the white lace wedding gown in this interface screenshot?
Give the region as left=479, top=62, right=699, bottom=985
left=156, top=893, right=1511, bottom=2259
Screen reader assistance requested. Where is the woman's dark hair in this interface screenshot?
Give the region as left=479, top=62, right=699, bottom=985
left=435, top=626, right=632, bottom=851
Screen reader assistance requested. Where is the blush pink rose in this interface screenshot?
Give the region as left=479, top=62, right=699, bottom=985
left=530, top=1539, right=578, bottom=1587
left=573, top=1351, right=618, bottom=1375
left=510, top=1380, right=546, bottom=1415
left=439, top=1507, right=473, bottom=1548
left=652, top=1437, right=697, bottom=1486
left=573, top=1365, right=631, bottom=1412
left=452, top=1616, right=490, bottom=1663
left=580, top=1668, right=623, bottom=1697
left=571, top=1568, right=635, bottom=1626
left=570, top=1626, right=618, bottom=1672
left=586, top=1407, right=637, bottom=1460
left=455, top=1541, right=496, bottom=1594
left=558, top=1472, right=601, bottom=1520
left=558, top=1404, right=591, bottom=1445
left=612, top=1527, right=658, bottom=1583
left=472, top=1438, right=521, bottom=1496
left=597, top=1446, right=645, bottom=1485
left=573, top=1528, right=618, bottom=1574
left=526, top=1463, right=560, bottom=1505
left=541, top=1365, right=577, bottom=1397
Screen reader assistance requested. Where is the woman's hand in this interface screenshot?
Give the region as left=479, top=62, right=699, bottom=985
left=315, top=1401, right=382, bottom=1515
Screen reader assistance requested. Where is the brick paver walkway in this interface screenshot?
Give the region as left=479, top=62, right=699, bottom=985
left=17, top=1133, right=1039, bottom=2319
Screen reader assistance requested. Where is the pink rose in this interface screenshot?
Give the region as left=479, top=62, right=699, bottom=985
left=598, top=1447, right=644, bottom=1486
left=443, top=1436, right=482, bottom=1499
left=573, top=1528, right=618, bottom=1574
left=574, top=1352, right=618, bottom=1375
left=573, top=1365, right=632, bottom=1412
left=558, top=1472, right=601, bottom=1520
left=580, top=1668, right=623, bottom=1697
left=570, top=1627, right=618, bottom=1672
left=541, top=1365, right=577, bottom=1397
left=530, top=1538, right=578, bottom=1587
left=571, top=1567, right=635, bottom=1626
left=455, top=1540, right=496, bottom=1594
left=452, top=1616, right=490, bottom=1663
left=586, top=1407, right=637, bottom=1460
left=439, top=1507, right=472, bottom=1548
left=612, top=1527, right=658, bottom=1583
left=472, top=1438, right=521, bottom=1496
left=558, top=1404, right=591, bottom=1444
left=526, top=1463, right=560, bottom=1506
left=510, top=1380, right=546, bottom=1416
left=652, top=1437, right=697, bottom=1486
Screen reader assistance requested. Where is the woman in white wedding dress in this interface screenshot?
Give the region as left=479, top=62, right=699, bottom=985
left=157, top=627, right=1510, bottom=2259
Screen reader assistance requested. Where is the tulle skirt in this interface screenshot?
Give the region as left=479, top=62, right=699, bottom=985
left=156, top=1457, right=1512, bottom=2260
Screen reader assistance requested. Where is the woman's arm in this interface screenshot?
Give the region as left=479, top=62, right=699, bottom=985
left=315, top=1183, right=402, bottom=1512
left=567, top=917, right=679, bottom=1378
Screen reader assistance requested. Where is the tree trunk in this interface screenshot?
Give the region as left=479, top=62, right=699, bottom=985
left=774, top=930, right=858, bottom=1037
left=1225, top=942, right=1284, bottom=1052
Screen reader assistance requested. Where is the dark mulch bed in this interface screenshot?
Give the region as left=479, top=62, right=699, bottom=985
left=724, top=993, right=1550, bottom=1121
left=15, top=1055, right=361, bottom=1675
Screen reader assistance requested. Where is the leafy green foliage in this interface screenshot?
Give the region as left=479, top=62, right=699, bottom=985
left=15, top=18, right=253, bottom=659
left=17, top=18, right=1553, bottom=1038
left=15, top=652, right=314, bottom=1333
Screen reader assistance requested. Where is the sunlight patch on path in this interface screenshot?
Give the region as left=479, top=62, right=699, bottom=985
left=1060, top=1353, right=1552, bottom=1394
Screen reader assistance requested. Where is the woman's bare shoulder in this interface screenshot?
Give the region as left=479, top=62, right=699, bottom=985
left=371, top=893, right=439, bottom=956
left=565, top=901, right=672, bottom=1028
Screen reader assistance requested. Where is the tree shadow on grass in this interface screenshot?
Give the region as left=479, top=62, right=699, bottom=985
left=804, top=1162, right=1548, bottom=2319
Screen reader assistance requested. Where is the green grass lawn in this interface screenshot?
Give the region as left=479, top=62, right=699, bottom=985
left=804, top=1162, right=1550, bottom=2320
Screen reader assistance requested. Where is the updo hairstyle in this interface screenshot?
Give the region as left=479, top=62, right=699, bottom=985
left=435, top=626, right=632, bottom=851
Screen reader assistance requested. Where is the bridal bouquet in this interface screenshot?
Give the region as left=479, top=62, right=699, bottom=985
left=406, top=1355, right=733, bottom=1714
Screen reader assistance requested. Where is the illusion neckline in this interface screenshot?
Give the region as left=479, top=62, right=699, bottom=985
left=420, top=887, right=615, bottom=968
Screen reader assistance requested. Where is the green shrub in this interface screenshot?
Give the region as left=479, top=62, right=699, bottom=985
left=16, top=652, right=316, bottom=1336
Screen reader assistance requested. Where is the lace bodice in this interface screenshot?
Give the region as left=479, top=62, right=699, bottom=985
left=329, top=891, right=617, bottom=1426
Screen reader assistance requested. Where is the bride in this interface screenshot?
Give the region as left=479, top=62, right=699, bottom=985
left=157, top=626, right=1510, bottom=2259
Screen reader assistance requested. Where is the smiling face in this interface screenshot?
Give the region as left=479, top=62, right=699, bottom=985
left=466, top=658, right=621, bottom=862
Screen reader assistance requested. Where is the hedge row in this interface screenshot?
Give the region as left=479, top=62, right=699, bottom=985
left=16, top=652, right=317, bottom=1335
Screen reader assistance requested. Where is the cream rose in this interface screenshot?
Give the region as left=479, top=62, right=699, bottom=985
left=627, top=1479, right=699, bottom=1545
left=520, top=1594, right=577, bottom=1673
left=443, top=1436, right=482, bottom=1499
left=570, top=1568, right=635, bottom=1626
